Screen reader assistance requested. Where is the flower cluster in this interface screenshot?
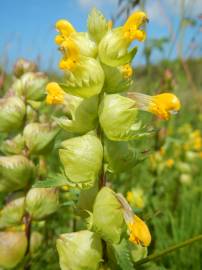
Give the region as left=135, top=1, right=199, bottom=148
left=45, top=8, right=181, bottom=270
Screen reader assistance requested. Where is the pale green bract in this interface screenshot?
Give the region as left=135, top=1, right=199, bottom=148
left=99, top=94, right=146, bottom=141
left=88, top=8, right=109, bottom=43
left=0, top=155, right=35, bottom=192
left=25, top=188, right=59, bottom=220
left=0, top=197, right=25, bottom=229
left=0, top=96, right=26, bottom=133
left=102, top=64, right=133, bottom=94
left=0, top=231, right=27, bottom=269
left=55, top=96, right=98, bottom=134
left=99, top=28, right=137, bottom=67
left=12, top=72, right=48, bottom=101
left=57, top=230, right=102, bottom=270
left=0, top=134, right=25, bottom=155
left=23, top=123, right=59, bottom=155
left=91, top=187, right=124, bottom=244
left=71, top=32, right=97, bottom=58
left=59, top=56, right=104, bottom=98
left=59, top=134, right=103, bottom=186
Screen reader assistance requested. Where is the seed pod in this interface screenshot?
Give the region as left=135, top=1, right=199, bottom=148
left=92, top=187, right=124, bottom=244
left=0, top=155, right=35, bottom=192
left=0, top=196, right=25, bottom=229
left=25, top=188, right=59, bottom=220
left=59, top=134, right=103, bottom=186
left=23, top=122, right=59, bottom=155
left=57, top=230, right=102, bottom=270
left=0, top=96, right=26, bottom=133
left=0, top=231, right=27, bottom=269
left=12, top=72, right=48, bottom=101
left=0, top=134, right=25, bottom=155
left=13, top=58, right=37, bottom=78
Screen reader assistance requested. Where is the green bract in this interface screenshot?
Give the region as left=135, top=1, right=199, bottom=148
left=0, top=96, right=26, bottom=133
left=99, top=94, right=146, bottom=141
left=91, top=187, right=124, bottom=244
left=30, top=231, right=43, bottom=255
left=55, top=96, right=98, bottom=134
left=59, top=56, right=104, bottom=98
left=59, top=134, right=103, bottom=186
left=0, top=155, right=35, bottom=192
left=0, top=134, right=25, bottom=155
left=99, top=29, right=137, bottom=67
left=71, top=32, right=97, bottom=58
left=104, top=139, right=142, bottom=173
left=23, top=122, right=59, bottom=155
left=25, top=188, right=59, bottom=220
left=12, top=72, right=48, bottom=101
left=0, top=231, right=27, bottom=269
left=0, top=196, right=25, bottom=229
left=57, top=230, right=102, bottom=270
left=102, top=64, right=133, bottom=94
left=88, top=8, right=109, bottom=43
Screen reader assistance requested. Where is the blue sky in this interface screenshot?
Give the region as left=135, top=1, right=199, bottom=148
left=0, top=0, right=201, bottom=71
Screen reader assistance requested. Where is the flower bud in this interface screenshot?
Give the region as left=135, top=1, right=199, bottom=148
left=0, top=196, right=25, bottom=229
left=0, top=155, right=35, bottom=192
left=57, top=230, right=102, bottom=270
left=59, top=134, right=103, bottom=186
left=30, top=231, right=43, bottom=254
left=12, top=72, right=48, bottom=101
left=88, top=8, right=109, bottom=43
left=129, top=242, right=147, bottom=262
left=13, top=58, right=37, bottom=78
left=55, top=95, right=98, bottom=134
left=102, top=63, right=133, bottom=94
left=0, top=231, right=27, bottom=269
left=92, top=187, right=124, bottom=244
left=0, top=96, right=26, bottom=133
left=25, top=188, right=59, bottom=220
left=23, top=123, right=59, bottom=155
left=0, top=134, right=25, bottom=155
left=99, top=94, right=148, bottom=141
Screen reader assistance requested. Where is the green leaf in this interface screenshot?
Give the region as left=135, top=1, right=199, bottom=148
left=113, top=239, right=134, bottom=270
left=33, top=177, right=68, bottom=188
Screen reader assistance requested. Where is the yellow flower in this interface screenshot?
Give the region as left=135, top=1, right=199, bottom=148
left=121, top=64, right=133, bottom=78
left=46, top=82, right=65, bottom=105
left=198, top=152, right=202, bottom=159
left=123, top=11, right=148, bottom=42
left=128, top=92, right=181, bottom=120
left=128, top=215, right=151, bottom=246
left=126, top=191, right=134, bottom=204
left=61, top=185, right=69, bottom=191
left=117, top=193, right=151, bottom=247
left=126, top=189, right=145, bottom=209
left=55, top=19, right=75, bottom=45
left=166, top=159, right=174, bottom=168
left=59, top=39, right=80, bottom=71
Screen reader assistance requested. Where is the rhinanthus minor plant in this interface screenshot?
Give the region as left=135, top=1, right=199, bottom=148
left=44, top=8, right=181, bottom=270
left=0, top=59, right=60, bottom=269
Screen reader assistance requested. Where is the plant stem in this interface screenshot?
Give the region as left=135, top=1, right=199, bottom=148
left=134, top=234, right=202, bottom=267
left=24, top=213, right=32, bottom=270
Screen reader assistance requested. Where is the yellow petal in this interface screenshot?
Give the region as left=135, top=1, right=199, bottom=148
left=55, top=19, right=75, bottom=37
left=46, top=82, right=64, bottom=105
left=128, top=215, right=151, bottom=247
